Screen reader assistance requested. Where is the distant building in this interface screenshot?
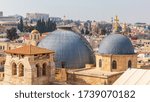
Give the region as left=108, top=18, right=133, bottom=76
left=49, top=17, right=62, bottom=22
left=26, top=13, right=49, bottom=21
left=0, top=16, right=19, bottom=33
left=0, top=11, right=3, bottom=17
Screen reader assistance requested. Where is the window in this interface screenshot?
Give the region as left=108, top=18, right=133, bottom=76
left=99, top=59, right=102, bottom=67
left=36, top=64, right=40, bottom=77
left=12, top=63, right=17, bottom=75
left=34, top=35, right=36, bottom=40
left=112, top=60, right=117, bottom=69
left=61, top=62, right=66, bottom=68
left=42, top=63, right=47, bottom=76
left=128, top=60, right=132, bottom=68
left=19, top=63, right=24, bottom=77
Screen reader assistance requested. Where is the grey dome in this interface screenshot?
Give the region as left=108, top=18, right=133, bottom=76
left=98, top=34, right=134, bottom=54
left=38, top=29, right=95, bottom=68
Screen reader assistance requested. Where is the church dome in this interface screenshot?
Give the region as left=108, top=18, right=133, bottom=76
left=98, top=34, right=134, bottom=54
left=31, top=30, right=39, bottom=34
left=38, top=29, right=95, bottom=68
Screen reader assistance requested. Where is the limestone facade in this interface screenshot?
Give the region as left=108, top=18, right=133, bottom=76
left=96, top=54, right=137, bottom=72
left=3, top=45, right=55, bottom=85
left=67, top=71, right=122, bottom=85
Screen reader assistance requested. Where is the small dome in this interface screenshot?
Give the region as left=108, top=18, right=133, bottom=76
left=31, top=30, right=39, bottom=34
left=98, top=34, right=134, bottom=54
left=38, top=29, right=95, bottom=68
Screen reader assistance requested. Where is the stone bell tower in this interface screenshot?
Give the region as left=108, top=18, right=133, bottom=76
left=3, top=45, right=55, bottom=85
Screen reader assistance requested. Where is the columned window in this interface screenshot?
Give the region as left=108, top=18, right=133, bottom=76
left=19, top=63, right=24, bottom=77
left=12, top=63, right=17, bottom=75
left=99, top=59, right=102, bottom=67
left=36, top=64, right=41, bottom=77
left=42, top=63, right=47, bottom=76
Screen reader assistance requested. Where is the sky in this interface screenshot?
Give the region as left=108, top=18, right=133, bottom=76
left=0, top=0, right=150, bottom=23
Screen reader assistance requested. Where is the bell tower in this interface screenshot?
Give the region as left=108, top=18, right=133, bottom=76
left=3, top=45, right=55, bottom=85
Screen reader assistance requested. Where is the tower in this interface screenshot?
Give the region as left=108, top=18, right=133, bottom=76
left=3, top=45, right=55, bottom=85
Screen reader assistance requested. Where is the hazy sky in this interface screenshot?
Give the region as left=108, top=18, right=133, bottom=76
left=0, top=0, right=150, bottom=23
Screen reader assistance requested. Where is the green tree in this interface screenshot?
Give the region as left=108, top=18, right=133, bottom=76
left=36, top=19, right=42, bottom=33
left=81, top=28, right=84, bottom=34
left=6, top=28, right=19, bottom=41
left=45, top=18, right=51, bottom=32
left=51, top=21, right=56, bottom=31
left=24, top=26, right=34, bottom=32
left=41, top=19, right=46, bottom=33
left=18, top=17, right=24, bottom=32
left=36, top=19, right=56, bottom=34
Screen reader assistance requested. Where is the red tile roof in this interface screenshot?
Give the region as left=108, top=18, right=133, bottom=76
left=5, top=45, right=55, bottom=55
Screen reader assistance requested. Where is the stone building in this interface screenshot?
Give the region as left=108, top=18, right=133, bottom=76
left=38, top=27, right=95, bottom=68
left=26, top=13, right=49, bottom=21
left=38, top=27, right=95, bottom=82
left=2, top=45, right=55, bottom=85
left=96, top=34, right=137, bottom=72
left=0, top=16, right=18, bottom=33
left=0, top=28, right=138, bottom=85
left=67, top=33, right=137, bottom=85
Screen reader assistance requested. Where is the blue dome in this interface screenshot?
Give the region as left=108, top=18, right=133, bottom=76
left=38, top=29, right=95, bottom=68
left=98, top=34, right=134, bottom=54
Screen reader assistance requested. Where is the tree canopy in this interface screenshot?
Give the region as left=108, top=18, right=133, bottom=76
left=36, top=18, right=56, bottom=33
left=6, top=28, right=19, bottom=41
left=18, top=17, right=24, bottom=32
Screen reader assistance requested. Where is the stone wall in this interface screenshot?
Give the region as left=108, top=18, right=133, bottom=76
left=96, top=54, right=137, bottom=72
left=67, top=72, right=122, bottom=85
left=55, top=68, right=67, bottom=82
left=0, top=72, right=4, bottom=81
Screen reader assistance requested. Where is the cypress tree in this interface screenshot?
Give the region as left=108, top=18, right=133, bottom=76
left=18, top=17, right=24, bottom=32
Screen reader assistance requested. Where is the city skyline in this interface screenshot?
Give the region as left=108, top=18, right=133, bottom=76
left=0, top=0, right=150, bottom=23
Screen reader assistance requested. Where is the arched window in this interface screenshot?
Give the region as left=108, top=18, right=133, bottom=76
left=36, top=64, right=40, bottom=77
left=42, top=63, right=47, bottom=76
left=112, top=60, right=117, bottom=69
left=61, top=62, right=65, bottom=68
left=34, top=35, right=36, bottom=40
left=19, top=63, right=24, bottom=77
left=128, top=60, right=132, bottom=68
left=12, top=63, right=17, bottom=75
left=99, top=59, right=102, bottom=67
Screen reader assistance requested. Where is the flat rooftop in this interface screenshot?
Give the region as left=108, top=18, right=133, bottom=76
left=67, top=67, right=124, bottom=78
